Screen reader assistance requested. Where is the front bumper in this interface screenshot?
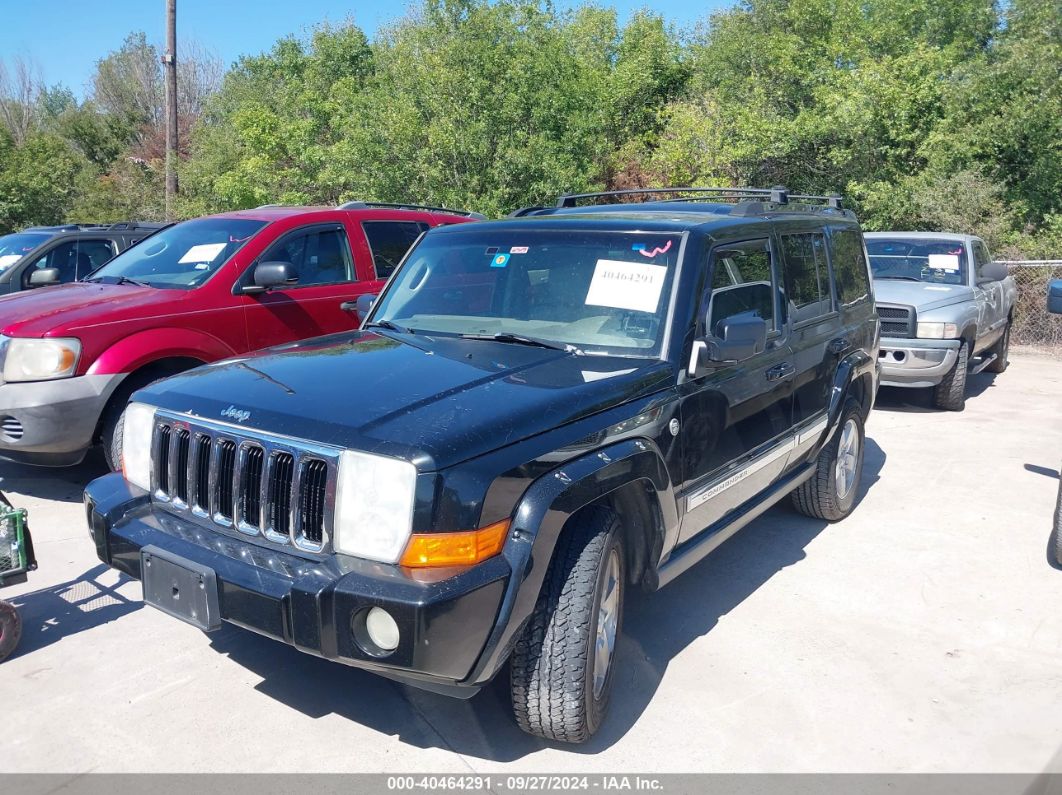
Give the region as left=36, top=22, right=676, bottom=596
left=0, top=374, right=124, bottom=465
left=878, top=337, right=961, bottom=388
left=84, top=473, right=509, bottom=695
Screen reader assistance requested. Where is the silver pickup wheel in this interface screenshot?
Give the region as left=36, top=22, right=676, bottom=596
left=985, top=321, right=1011, bottom=374
left=932, top=340, right=968, bottom=411
left=1053, top=476, right=1062, bottom=567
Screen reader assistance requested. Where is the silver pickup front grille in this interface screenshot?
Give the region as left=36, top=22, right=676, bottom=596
left=877, top=303, right=917, bottom=339
left=151, top=413, right=338, bottom=554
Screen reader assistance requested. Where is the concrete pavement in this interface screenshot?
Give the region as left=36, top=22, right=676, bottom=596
left=3, top=353, right=1062, bottom=773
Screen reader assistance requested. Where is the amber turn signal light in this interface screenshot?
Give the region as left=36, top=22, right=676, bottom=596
left=399, top=519, right=510, bottom=568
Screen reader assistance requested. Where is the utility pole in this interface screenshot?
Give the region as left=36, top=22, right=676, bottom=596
left=163, top=0, right=178, bottom=220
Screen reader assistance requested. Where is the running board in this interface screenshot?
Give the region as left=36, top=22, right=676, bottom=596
left=968, top=353, right=997, bottom=375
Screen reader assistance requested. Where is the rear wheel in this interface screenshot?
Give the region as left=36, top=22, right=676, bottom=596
left=510, top=507, right=624, bottom=743
left=792, top=397, right=865, bottom=521
left=1052, top=476, right=1062, bottom=567
left=985, top=322, right=1010, bottom=374
left=932, top=341, right=968, bottom=411
left=0, top=600, right=22, bottom=662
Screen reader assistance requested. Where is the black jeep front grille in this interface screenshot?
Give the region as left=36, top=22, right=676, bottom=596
left=877, top=303, right=916, bottom=338
left=152, top=415, right=336, bottom=553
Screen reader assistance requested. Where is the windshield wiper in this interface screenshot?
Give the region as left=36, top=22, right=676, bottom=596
left=365, top=320, right=414, bottom=334
left=85, top=275, right=151, bottom=287
left=876, top=276, right=922, bottom=282
left=460, top=332, right=581, bottom=355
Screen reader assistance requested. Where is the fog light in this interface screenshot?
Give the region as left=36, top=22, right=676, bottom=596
left=365, top=607, right=400, bottom=652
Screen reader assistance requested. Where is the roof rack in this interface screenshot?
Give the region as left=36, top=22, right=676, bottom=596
left=555, top=186, right=844, bottom=210
left=338, top=201, right=487, bottom=220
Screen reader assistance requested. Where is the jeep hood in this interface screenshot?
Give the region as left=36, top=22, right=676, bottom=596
left=138, top=331, right=673, bottom=471
left=0, top=282, right=175, bottom=337
left=873, top=279, right=973, bottom=314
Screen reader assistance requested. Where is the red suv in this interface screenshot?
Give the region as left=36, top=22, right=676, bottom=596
left=0, top=203, right=479, bottom=468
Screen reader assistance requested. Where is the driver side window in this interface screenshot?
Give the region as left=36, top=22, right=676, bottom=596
left=704, top=240, right=780, bottom=338
left=259, top=226, right=354, bottom=287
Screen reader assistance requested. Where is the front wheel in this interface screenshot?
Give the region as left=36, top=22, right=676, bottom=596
left=510, top=507, right=624, bottom=743
left=1052, top=476, right=1062, bottom=567
left=932, top=341, right=969, bottom=411
left=0, top=600, right=22, bottom=662
left=792, top=398, right=866, bottom=522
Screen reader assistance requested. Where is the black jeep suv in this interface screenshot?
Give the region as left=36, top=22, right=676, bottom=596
left=85, top=187, right=879, bottom=742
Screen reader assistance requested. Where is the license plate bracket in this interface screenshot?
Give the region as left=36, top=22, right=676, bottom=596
left=141, top=545, right=221, bottom=632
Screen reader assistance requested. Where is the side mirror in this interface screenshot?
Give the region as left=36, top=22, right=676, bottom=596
left=689, top=314, right=768, bottom=376
left=709, top=314, right=769, bottom=362
left=244, top=261, right=298, bottom=294
left=356, top=293, right=376, bottom=316
left=1048, top=279, right=1062, bottom=315
left=29, top=268, right=60, bottom=287
left=979, top=261, right=1009, bottom=282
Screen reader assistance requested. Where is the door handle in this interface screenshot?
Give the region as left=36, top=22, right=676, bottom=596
left=766, top=362, right=795, bottom=381
left=339, top=301, right=358, bottom=312
left=827, top=337, right=848, bottom=355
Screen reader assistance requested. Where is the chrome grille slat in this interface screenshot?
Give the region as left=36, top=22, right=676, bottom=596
left=151, top=413, right=338, bottom=555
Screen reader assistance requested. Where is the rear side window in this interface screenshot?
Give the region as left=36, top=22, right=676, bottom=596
left=362, top=221, right=429, bottom=279
left=705, top=239, right=779, bottom=335
left=781, top=232, right=832, bottom=323
left=831, top=229, right=872, bottom=305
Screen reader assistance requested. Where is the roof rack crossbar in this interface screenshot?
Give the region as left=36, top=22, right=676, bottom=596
left=556, top=186, right=843, bottom=210
left=338, top=200, right=486, bottom=220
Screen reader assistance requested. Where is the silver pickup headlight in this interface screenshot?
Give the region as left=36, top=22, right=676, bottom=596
left=916, top=322, right=959, bottom=339
left=2, top=337, right=82, bottom=382
left=333, top=450, right=417, bottom=563
left=122, top=402, right=156, bottom=491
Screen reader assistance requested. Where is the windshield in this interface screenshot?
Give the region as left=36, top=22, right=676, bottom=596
left=866, top=237, right=968, bottom=286
left=370, top=228, right=684, bottom=357
left=0, top=232, right=50, bottom=272
left=85, top=218, right=267, bottom=289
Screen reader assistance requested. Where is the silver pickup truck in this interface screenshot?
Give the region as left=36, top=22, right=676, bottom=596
left=865, top=232, right=1017, bottom=410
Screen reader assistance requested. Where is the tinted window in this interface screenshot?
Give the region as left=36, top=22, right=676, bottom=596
left=830, top=229, right=871, bottom=305
left=866, top=236, right=967, bottom=286
left=0, top=232, right=50, bottom=271
left=86, top=218, right=267, bottom=289
left=781, top=232, right=832, bottom=323
left=363, top=221, right=428, bottom=279
left=706, top=239, right=778, bottom=335
left=261, top=226, right=353, bottom=286
left=372, top=228, right=682, bottom=357
left=27, top=239, right=113, bottom=283
left=972, top=240, right=993, bottom=280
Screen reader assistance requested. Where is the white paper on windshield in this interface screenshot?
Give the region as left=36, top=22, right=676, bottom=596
left=927, top=254, right=960, bottom=272
left=585, top=259, right=667, bottom=314
left=179, top=243, right=226, bottom=264
left=0, top=254, right=21, bottom=270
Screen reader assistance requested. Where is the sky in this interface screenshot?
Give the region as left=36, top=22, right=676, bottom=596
left=2, top=0, right=731, bottom=98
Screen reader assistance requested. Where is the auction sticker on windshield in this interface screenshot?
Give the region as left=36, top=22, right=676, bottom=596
left=585, top=259, right=667, bottom=313
left=927, top=254, right=960, bottom=272
left=179, top=243, right=226, bottom=264
left=0, top=255, right=20, bottom=270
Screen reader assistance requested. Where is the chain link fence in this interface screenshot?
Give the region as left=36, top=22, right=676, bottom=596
left=1001, top=260, right=1062, bottom=356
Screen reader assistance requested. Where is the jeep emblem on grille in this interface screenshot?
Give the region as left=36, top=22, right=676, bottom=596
left=221, top=405, right=251, bottom=423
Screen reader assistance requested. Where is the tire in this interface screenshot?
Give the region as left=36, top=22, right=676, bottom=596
left=985, top=322, right=1010, bottom=374
left=102, top=372, right=172, bottom=471
left=1053, top=475, right=1062, bottom=567
left=0, top=600, right=22, bottom=662
left=792, top=397, right=866, bottom=522
left=510, top=507, right=624, bottom=743
left=932, top=341, right=969, bottom=411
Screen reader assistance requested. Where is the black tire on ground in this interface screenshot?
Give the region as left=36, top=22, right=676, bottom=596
left=792, top=397, right=866, bottom=522
left=932, top=341, right=969, bottom=411
left=0, top=599, right=22, bottom=662
left=510, top=506, right=625, bottom=743
left=985, top=322, right=1010, bottom=374
left=1052, top=476, right=1062, bottom=567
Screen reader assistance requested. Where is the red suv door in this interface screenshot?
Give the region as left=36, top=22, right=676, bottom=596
left=242, top=221, right=371, bottom=350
